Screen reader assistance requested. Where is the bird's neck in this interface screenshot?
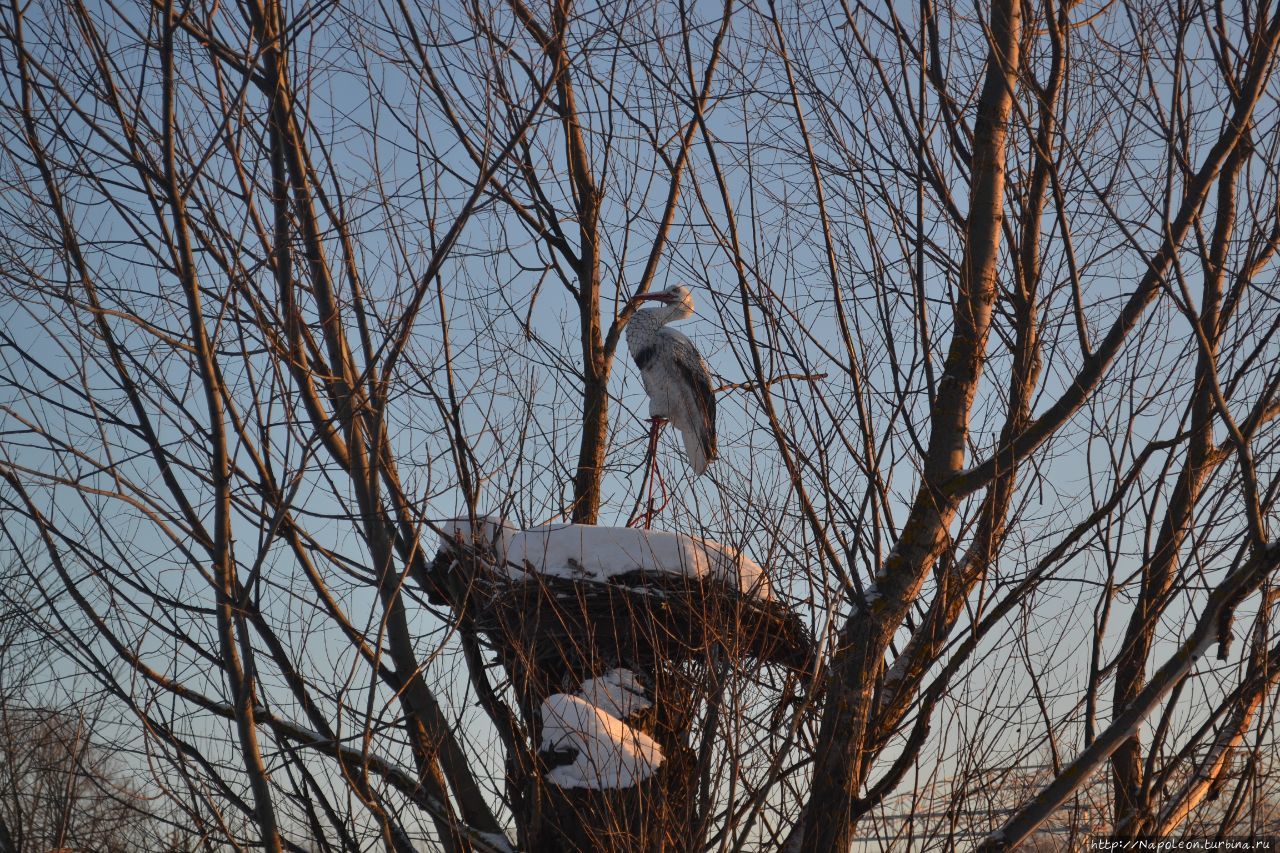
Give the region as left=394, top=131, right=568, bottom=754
left=627, top=305, right=672, bottom=347
left=642, top=303, right=683, bottom=327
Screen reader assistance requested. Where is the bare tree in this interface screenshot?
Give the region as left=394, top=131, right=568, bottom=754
left=3, top=0, right=1280, bottom=850
left=0, top=703, right=181, bottom=853
left=0, top=578, right=185, bottom=853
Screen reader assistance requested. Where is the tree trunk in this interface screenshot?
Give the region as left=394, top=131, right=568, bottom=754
left=797, top=0, right=1021, bottom=848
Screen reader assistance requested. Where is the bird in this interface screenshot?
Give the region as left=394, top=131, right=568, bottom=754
left=625, top=284, right=717, bottom=477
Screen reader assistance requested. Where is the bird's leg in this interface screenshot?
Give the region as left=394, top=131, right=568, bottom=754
left=626, top=417, right=669, bottom=529
left=648, top=459, right=670, bottom=525
left=645, top=417, right=667, bottom=466
left=643, top=417, right=667, bottom=529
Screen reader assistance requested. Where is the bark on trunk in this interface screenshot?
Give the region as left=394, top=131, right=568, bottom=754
left=796, top=2, right=1021, bottom=850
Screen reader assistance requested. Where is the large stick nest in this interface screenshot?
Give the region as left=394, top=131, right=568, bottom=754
left=423, top=544, right=813, bottom=676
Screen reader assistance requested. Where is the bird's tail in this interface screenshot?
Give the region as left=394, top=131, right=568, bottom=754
left=681, top=425, right=717, bottom=476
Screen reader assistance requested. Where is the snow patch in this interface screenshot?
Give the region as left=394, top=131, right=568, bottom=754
left=883, top=651, right=909, bottom=691
left=577, top=668, right=651, bottom=718
left=438, top=516, right=518, bottom=563
left=1191, top=628, right=1217, bottom=663
left=473, top=830, right=515, bottom=853
left=540, top=694, right=664, bottom=789
left=506, top=524, right=771, bottom=599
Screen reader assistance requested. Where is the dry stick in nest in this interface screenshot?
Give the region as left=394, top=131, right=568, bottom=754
left=423, top=541, right=815, bottom=684
left=467, top=569, right=814, bottom=676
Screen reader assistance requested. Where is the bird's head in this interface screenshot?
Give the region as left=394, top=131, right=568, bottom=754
left=630, top=284, right=695, bottom=321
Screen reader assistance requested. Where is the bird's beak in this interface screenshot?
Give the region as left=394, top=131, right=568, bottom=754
left=630, top=292, right=669, bottom=304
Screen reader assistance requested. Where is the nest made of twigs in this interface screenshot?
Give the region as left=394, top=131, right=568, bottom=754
left=423, top=546, right=813, bottom=676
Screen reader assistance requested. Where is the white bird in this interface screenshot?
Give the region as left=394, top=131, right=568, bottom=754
left=626, top=285, right=717, bottom=475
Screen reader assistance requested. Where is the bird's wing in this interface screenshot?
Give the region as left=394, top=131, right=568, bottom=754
left=660, top=329, right=717, bottom=465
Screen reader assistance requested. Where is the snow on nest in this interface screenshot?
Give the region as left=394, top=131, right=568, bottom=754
left=503, top=524, right=771, bottom=599
left=577, top=668, right=651, bottom=718
left=438, top=516, right=519, bottom=561
left=540, top=693, right=664, bottom=789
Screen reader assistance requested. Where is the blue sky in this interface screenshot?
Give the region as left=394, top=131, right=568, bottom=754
left=2, top=0, right=1279, bottom=847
